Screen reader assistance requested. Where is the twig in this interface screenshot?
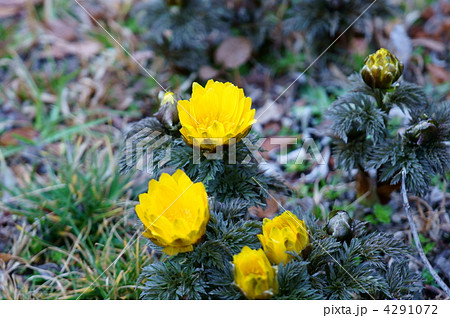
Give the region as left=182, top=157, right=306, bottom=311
left=401, top=169, right=450, bottom=297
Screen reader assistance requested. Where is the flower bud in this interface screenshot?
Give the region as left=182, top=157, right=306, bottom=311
left=257, top=211, right=309, bottom=265
left=361, top=48, right=404, bottom=89
left=405, top=118, right=438, bottom=146
left=232, top=246, right=278, bottom=299
left=155, top=91, right=180, bottom=130
left=326, top=210, right=352, bottom=241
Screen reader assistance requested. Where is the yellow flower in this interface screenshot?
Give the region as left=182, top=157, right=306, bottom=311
left=361, top=48, right=404, bottom=89
left=135, top=169, right=209, bottom=255
left=232, top=246, right=278, bottom=300
left=258, top=211, right=309, bottom=265
left=177, top=80, right=256, bottom=151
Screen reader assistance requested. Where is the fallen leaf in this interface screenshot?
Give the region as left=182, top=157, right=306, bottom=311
left=0, top=0, right=42, bottom=18
left=215, top=36, right=252, bottom=69
left=411, top=38, right=446, bottom=53
left=0, top=127, right=38, bottom=146
left=248, top=197, right=279, bottom=219
left=427, top=64, right=450, bottom=85
left=0, top=253, right=15, bottom=263
left=0, top=6, right=19, bottom=18
left=255, top=100, right=283, bottom=125
left=45, top=19, right=78, bottom=41
left=349, top=37, right=368, bottom=56
left=198, top=65, right=220, bottom=80
left=45, top=39, right=102, bottom=60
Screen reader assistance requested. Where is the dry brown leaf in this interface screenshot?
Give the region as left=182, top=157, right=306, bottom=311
left=0, top=0, right=42, bottom=18
left=411, top=38, right=446, bottom=53
left=45, top=39, right=102, bottom=60
left=427, top=64, right=450, bottom=85
left=248, top=197, right=279, bottom=219
left=255, top=100, right=283, bottom=125
left=0, top=253, right=15, bottom=263
left=12, top=163, right=32, bottom=186
left=0, top=5, right=19, bottom=18
left=0, top=127, right=38, bottom=146
left=261, top=136, right=285, bottom=157
left=215, top=36, right=252, bottom=69
left=45, top=19, right=78, bottom=41
left=349, top=37, right=368, bottom=56
left=199, top=65, right=220, bottom=80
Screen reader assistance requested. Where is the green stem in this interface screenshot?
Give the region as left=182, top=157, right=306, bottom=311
left=373, top=88, right=390, bottom=130
left=374, top=89, right=386, bottom=111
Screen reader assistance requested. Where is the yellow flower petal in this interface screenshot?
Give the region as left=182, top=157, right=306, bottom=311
left=232, top=246, right=278, bottom=300
left=178, top=80, right=256, bottom=150
left=135, top=169, right=209, bottom=256
left=258, top=211, right=309, bottom=265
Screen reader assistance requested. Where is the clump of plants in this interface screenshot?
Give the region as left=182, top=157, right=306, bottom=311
left=131, top=0, right=278, bottom=71
left=4, top=141, right=134, bottom=246
left=121, top=79, right=421, bottom=299
left=328, top=48, right=450, bottom=296
left=283, top=0, right=396, bottom=57
left=120, top=80, right=288, bottom=207
left=132, top=0, right=226, bottom=70
left=328, top=48, right=450, bottom=202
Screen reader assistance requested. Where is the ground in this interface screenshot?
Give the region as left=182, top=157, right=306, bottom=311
left=0, top=0, right=449, bottom=299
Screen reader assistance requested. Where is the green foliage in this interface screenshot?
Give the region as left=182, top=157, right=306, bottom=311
left=385, top=260, right=422, bottom=299
left=131, top=0, right=277, bottom=71
left=366, top=204, right=393, bottom=224
left=119, top=117, right=290, bottom=207
left=5, top=141, right=133, bottom=245
left=421, top=269, right=436, bottom=287
left=1, top=139, right=150, bottom=300
left=283, top=0, right=396, bottom=53
left=139, top=199, right=260, bottom=300
left=385, top=82, right=428, bottom=117
left=138, top=206, right=420, bottom=300
left=328, top=73, right=450, bottom=195
left=132, top=0, right=225, bottom=70
left=275, top=261, right=318, bottom=299
left=301, top=212, right=420, bottom=300
left=139, top=261, right=208, bottom=300
left=418, top=234, right=435, bottom=255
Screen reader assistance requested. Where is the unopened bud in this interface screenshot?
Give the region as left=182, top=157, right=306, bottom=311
left=326, top=210, right=352, bottom=241
left=155, top=91, right=179, bottom=130
left=405, top=118, right=438, bottom=146
left=361, top=48, right=404, bottom=89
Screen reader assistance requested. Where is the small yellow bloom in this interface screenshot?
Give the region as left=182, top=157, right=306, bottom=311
left=232, top=246, right=278, bottom=300
left=135, top=169, right=209, bottom=255
left=177, top=80, right=256, bottom=151
left=361, top=48, right=404, bottom=89
left=258, top=211, right=309, bottom=265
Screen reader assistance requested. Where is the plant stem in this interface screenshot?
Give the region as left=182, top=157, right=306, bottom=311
left=374, top=89, right=385, bottom=110
left=373, top=89, right=390, bottom=130
left=401, top=169, right=450, bottom=298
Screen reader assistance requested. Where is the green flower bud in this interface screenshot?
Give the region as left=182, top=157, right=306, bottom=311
left=326, top=210, right=352, bottom=241
left=155, top=91, right=180, bottom=130
left=361, top=48, right=404, bottom=89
